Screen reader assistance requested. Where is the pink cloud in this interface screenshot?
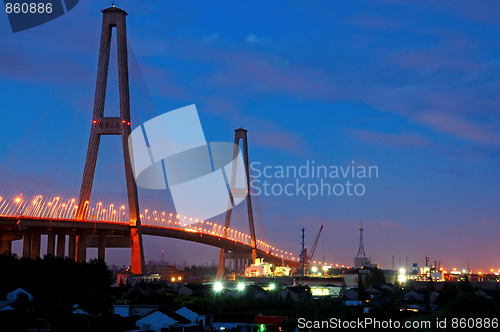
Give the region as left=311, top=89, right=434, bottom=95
left=199, top=96, right=309, bottom=155
left=417, top=112, right=500, bottom=145
left=393, top=48, right=474, bottom=73
left=138, top=63, right=191, bottom=100
left=348, top=128, right=430, bottom=148
left=252, top=130, right=307, bottom=154
left=248, top=118, right=309, bottom=155
left=373, top=219, right=404, bottom=230
left=205, top=57, right=340, bottom=101
left=136, top=33, right=500, bottom=149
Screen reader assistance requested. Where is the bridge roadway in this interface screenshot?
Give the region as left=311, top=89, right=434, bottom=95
left=0, top=216, right=300, bottom=269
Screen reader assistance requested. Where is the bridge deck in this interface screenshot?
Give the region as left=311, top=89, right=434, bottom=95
left=0, top=216, right=300, bottom=267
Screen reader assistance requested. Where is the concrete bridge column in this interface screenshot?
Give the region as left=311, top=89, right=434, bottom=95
left=76, top=233, right=87, bottom=263
left=31, top=232, right=41, bottom=259
left=23, top=233, right=32, bottom=258
left=0, top=239, right=11, bottom=254
left=56, top=234, right=66, bottom=258
left=68, top=234, right=76, bottom=260
left=98, top=234, right=106, bottom=261
left=47, top=234, right=55, bottom=256
left=0, top=232, right=12, bottom=254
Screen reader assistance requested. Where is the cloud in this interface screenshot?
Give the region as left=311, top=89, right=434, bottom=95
left=252, top=129, right=307, bottom=154
left=201, top=97, right=244, bottom=120
left=201, top=33, right=220, bottom=42
left=373, top=219, right=404, bottom=230
left=348, top=128, right=430, bottom=148
left=430, top=0, right=500, bottom=25
left=204, top=54, right=342, bottom=100
left=198, top=90, right=309, bottom=155
left=416, top=112, right=500, bottom=145
left=172, top=29, right=500, bottom=149
left=0, top=40, right=94, bottom=86
left=246, top=34, right=266, bottom=44
left=138, top=63, right=192, bottom=101
left=425, top=166, right=467, bottom=177
left=392, top=46, right=476, bottom=73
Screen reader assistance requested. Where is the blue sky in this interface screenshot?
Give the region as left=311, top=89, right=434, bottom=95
left=1, top=1, right=499, bottom=271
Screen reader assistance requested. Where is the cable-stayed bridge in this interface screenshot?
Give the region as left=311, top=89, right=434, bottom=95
left=0, top=6, right=333, bottom=278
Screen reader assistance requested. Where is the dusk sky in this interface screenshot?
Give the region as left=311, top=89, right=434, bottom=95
left=1, top=1, right=499, bottom=271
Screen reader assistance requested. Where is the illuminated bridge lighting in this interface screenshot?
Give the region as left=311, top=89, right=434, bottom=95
left=0, top=194, right=322, bottom=263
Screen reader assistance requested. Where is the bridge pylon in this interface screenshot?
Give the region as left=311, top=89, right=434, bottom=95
left=76, top=6, right=145, bottom=274
left=216, top=128, right=258, bottom=279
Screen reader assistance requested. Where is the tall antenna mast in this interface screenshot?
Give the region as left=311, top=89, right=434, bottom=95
left=357, top=221, right=366, bottom=258
left=301, top=228, right=305, bottom=279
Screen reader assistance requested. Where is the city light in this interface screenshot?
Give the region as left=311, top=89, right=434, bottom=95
left=311, top=266, right=318, bottom=273
left=269, top=283, right=276, bottom=290
left=213, top=281, right=223, bottom=292
left=237, top=283, right=245, bottom=291
left=398, top=268, right=406, bottom=283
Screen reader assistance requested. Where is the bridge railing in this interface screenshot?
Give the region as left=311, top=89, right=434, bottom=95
left=0, top=195, right=130, bottom=222
left=0, top=193, right=298, bottom=262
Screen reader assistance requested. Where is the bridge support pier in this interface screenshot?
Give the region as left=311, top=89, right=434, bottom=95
left=75, top=6, right=144, bottom=274
left=23, top=233, right=32, bottom=258
left=98, top=235, right=106, bottom=261
left=239, top=259, right=246, bottom=274
left=234, top=259, right=239, bottom=274
left=130, top=228, right=144, bottom=274
left=234, top=259, right=245, bottom=275
left=76, top=234, right=87, bottom=263
left=216, top=129, right=259, bottom=280
left=0, top=239, right=11, bottom=254
left=47, top=233, right=55, bottom=256
left=56, top=234, right=66, bottom=258
left=0, top=231, right=13, bottom=254
left=30, top=232, right=41, bottom=260
left=68, top=234, right=76, bottom=260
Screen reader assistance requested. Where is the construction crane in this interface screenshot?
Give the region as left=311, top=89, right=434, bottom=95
left=301, top=225, right=324, bottom=265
